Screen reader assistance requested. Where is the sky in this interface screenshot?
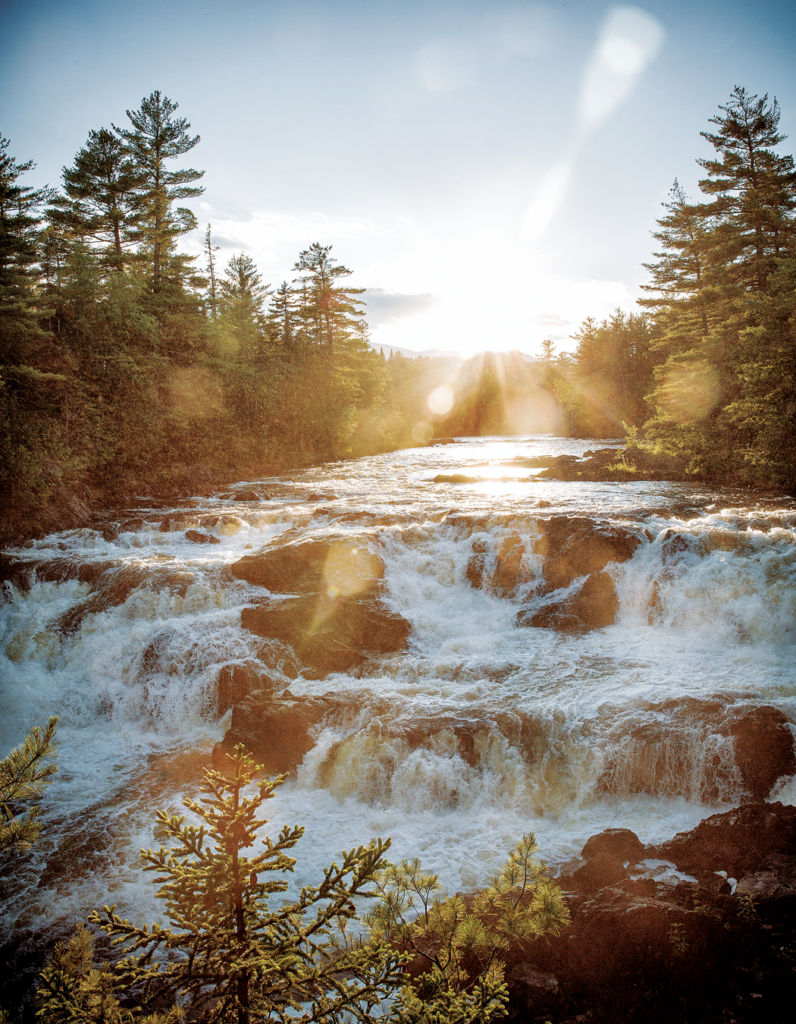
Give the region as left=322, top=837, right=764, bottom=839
left=2, top=0, right=795, bottom=358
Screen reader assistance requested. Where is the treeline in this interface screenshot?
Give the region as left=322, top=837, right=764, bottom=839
left=2, top=85, right=795, bottom=536
left=557, top=87, right=796, bottom=490
left=1, top=90, right=517, bottom=538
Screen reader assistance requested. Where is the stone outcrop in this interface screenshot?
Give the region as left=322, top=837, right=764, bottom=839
left=517, top=571, right=619, bottom=629
left=241, top=595, right=410, bottom=675
left=213, top=692, right=340, bottom=773
left=501, top=803, right=796, bottom=1023
left=465, top=532, right=533, bottom=597
left=533, top=516, right=642, bottom=590
left=581, top=826, right=646, bottom=864
left=216, top=661, right=275, bottom=715
left=656, top=801, right=796, bottom=880
left=185, top=529, right=220, bottom=544
left=729, top=705, right=796, bottom=802
left=231, top=538, right=384, bottom=598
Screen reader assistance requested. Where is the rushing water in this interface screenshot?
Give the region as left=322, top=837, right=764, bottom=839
left=2, top=435, right=796, bottom=962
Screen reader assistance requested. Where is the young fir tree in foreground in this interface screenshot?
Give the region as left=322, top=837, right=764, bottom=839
left=38, top=746, right=404, bottom=1024
left=0, top=716, right=58, bottom=856
left=36, top=747, right=570, bottom=1024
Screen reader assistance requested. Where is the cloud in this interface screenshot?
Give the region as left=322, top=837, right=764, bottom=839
left=536, top=312, right=571, bottom=328
left=578, top=6, right=665, bottom=132
left=364, top=289, right=437, bottom=326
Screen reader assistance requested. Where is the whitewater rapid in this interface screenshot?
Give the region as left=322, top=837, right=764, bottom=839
left=2, top=435, right=795, bottom=950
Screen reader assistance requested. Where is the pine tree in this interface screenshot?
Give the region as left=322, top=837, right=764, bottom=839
left=114, top=92, right=204, bottom=292
left=204, top=224, right=220, bottom=321
left=641, top=88, right=796, bottom=481
left=367, top=833, right=570, bottom=1024
left=48, top=128, right=145, bottom=273
left=1, top=716, right=58, bottom=855
left=217, top=254, right=270, bottom=358
left=293, top=243, right=366, bottom=369
left=0, top=136, right=55, bottom=365
left=39, top=746, right=404, bottom=1024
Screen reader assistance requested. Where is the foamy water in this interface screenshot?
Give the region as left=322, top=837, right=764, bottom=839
left=1, top=436, right=795, bottom=951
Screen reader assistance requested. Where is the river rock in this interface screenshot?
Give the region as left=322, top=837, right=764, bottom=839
left=231, top=538, right=384, bottom=598
left=216, top=693, right=338, bottom=772
left=241, top=594, right=410, bottom=675
left=728, top=705, right=796, bottom=801
left=656, top=801, right=796, bottom=879
left=570, top=851, right=628, bottom=893
left=533, top=516, right=642, bottom=590
left=582, top=827, right=646, bottom=865
left=185, top=529, right=220, bottom=544
left=217, top=661, right=275, bottom=714
left=517, top=571, right=618, bottom=629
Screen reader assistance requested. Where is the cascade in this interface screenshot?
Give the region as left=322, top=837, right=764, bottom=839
left=2, top=435, right=795, bottom=984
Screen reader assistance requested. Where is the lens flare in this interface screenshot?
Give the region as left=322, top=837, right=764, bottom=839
left=658, top=360, right=721, bottom=424
left=427, top=386, right=455, bottom=417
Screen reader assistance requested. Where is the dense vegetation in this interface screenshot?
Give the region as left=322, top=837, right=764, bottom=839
left=559, top=87, right=796, bottom=489
left=1, top=86, right=794, bottom=543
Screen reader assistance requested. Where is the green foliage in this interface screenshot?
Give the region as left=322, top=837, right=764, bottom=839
left=1, top=716, right=58, bottom=855
left=38, top=746, right=405, bottom=1024
left=640, top=88, right=796, bottom=487
left=367, top=833, right=570, bottom=1024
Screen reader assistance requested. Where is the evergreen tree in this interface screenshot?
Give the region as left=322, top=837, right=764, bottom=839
left=48, top=128, right=145, bottom=273
left=114, top=92, right=204, bottom=292
left=1, top=717, right=58, bottom=856
left=293, top=243, right=366, bottom=369
left=204, top=224, right=220, bottom=321
left=217, top=253, right=270, bottom=359
left=266, top=281, right=299, bottom=352
left=367, top=833, right=570, bottom=1024
left=642, top=88, right=796, bottom=483
left=38, top=746, right=404, bottom=1024
left=0, top=136, right=54, bottom=365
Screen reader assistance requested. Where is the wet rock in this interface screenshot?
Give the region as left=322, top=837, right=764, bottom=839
left=661, top=529, right=699, bottom=563
left=465, top=554, right=485, bottom=589
left=241, top=595, right=410, bottom=675
left=218, top=693, right=337, bottom=772
left=0, top=555, right=34, bottom=595
left=656, top=802, right=796, bottom=879
left=433, top=473, right=479, bottom=484
left=231, top=538, right=384, bottom=598
left=517, top=571, right=618, bottom=630
left=232, top=489, right=266, bottom=502
left=735, top=855, right=796, bottom=925
left=582, top=827, right=645, bottom=865
left=306, top=492, right=338, bottom=502
left=185, top=529, right=220, bottom=544
left=728, top=705, right=796, bottom=801
left=533, top=516, right=642, bottom=590
left=217, top=661, right=275, bottom=714
left=571, top=852, right=628, bottom=893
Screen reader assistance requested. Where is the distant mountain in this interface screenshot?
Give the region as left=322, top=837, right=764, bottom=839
left=369, top=342, right=538, bottom=362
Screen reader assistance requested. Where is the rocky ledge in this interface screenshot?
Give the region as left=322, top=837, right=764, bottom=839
left=504, top=802, right=796, bottom=1024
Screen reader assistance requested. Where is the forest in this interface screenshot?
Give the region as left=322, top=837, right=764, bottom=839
left=1, top=85, right=795, bottom=543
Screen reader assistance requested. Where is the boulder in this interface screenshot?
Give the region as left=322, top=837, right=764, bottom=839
left=533, top=516, right=642, bottom=590
left=582, top=827, right=646, bottom=865
left=185, top=529, right=220, bottom=544
left=570, top=851, right=628, bottom=893
left=216, top=693, right=337, bottom=772
left=232, top=490, right=265, bottom=501
left=231, top=538, right=384, bottom=598
left=728, top=705, right=796, bottom=801
left=517, top=571, right=618, bottom=630
left=656, top=802, right=796, bottom=879
left=241, top=594, right=410, bottom=675
left=216, top=661, right=274, bottom=714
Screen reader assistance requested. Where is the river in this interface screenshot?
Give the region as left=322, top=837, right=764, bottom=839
left=2, top=435, right=795, bottom=972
